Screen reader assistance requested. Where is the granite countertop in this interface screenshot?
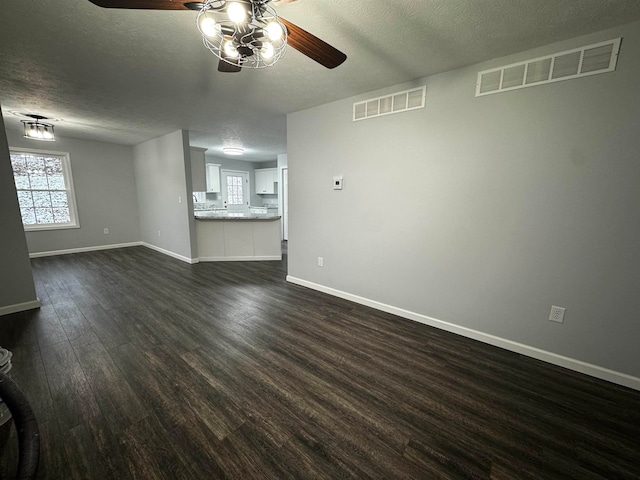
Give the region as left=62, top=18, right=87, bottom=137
left=195, top=211, right=281, bottom=221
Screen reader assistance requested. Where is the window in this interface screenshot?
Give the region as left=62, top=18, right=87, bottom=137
left=9, top=147, right=79, bottom=231
left=226, top=175, right=244, bottom=205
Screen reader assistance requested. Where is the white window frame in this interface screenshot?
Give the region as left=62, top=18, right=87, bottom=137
left=9, top=146, right=80, bottom=232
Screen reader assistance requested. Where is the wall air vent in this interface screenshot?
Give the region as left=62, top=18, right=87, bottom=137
left=353, top=86, right=426, bottom=121
left=476, top=38, right=621, bottom=97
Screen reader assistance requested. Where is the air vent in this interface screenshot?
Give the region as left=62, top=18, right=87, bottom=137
left=476, top=38, right=621, bottom=97
left=353, top=86, right=426, bottom=121
left=502, top=65, right=525, bottom=88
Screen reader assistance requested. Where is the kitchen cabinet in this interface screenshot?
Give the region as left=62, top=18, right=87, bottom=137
left=206, top=164, right=221, bottom=193
left=190, top=148, right=207, bottom=192
left=255, top=168, right=277, bottom=194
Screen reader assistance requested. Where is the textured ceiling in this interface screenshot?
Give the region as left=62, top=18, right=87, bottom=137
left=2, top=0, right=640, bottom=161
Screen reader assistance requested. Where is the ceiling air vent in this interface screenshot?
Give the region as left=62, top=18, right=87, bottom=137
left=353, top=86, right=426, bottom=121
left=476, top=38, right=621, bottom=97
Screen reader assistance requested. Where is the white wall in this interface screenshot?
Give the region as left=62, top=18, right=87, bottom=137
left=0, top=108, right=39, bottom=315
left=5, top=130, right=140, bottom=255
left=134, top=130, right=196, bottom=262
left=287, top=21, right=640, bottom=386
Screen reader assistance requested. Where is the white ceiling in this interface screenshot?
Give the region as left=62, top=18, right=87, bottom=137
left=2, top=0, right=640, bottom=161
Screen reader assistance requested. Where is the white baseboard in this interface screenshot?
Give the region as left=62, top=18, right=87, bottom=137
left=286, top=276, right=640, bottom=392
left=29, top=242, right=142, bottom=258
left=141, top=243, right=199, bottom=264
left=0, top=299, right=41, bottom=317
left=28, top=241, right=199, bottom=264
left=199, top=255, right=282, bottom=262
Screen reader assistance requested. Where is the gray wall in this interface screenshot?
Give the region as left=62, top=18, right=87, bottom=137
left=5, top=130, right=140, bottom=254
left=0, top=108, right=38, bottom=313
left=134, top=130, right=196, bottom=261
left=287, top=21, right=640, bottom=379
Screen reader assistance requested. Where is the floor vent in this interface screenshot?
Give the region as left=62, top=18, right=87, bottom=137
left=476, top=38, right=621, bottom=97
left=353, top=86, right=426, bottom=121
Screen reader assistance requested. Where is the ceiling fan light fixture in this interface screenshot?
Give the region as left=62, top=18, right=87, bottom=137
left=223, top=147, right=244, bottom=155
left=85, top=0, right=346, bottom=71
left=196, top=0, right=287, bottom=70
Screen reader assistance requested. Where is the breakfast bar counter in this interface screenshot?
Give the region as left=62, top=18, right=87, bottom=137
left=195, top=212, right=281, bottom=261
left=195, top=211, right=281, bottom=221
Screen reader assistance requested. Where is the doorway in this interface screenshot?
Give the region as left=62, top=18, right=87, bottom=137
left=282, top=168, right=288, bottom=240
left=221, top=169, right=250, bottom=213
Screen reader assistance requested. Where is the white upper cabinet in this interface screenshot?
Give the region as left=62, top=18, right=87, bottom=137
left=206, top=164, right=221, bottom=193
left=190, top=148, right=207, bottom=192
left=255, top=168, right=277, bottom=194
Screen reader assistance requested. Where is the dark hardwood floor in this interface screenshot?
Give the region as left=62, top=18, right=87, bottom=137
left=1, top=246, right=639, bottom=479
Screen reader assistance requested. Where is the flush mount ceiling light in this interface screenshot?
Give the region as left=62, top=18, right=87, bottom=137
left=21, top=114, right=56, bottom=142
left=223, top=147, right=244, bottom=155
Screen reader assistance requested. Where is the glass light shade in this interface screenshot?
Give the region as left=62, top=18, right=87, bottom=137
left=266, top=21, right=283, bottom=41
left=22, top=121, right=55, bottom=141
left=198, top=15, right=218, bottom=37
left=227, top=2, right=247, bottom=24
left=223, top=41, right=239, bottom=58
left=261, top=42, right=274, bottom=59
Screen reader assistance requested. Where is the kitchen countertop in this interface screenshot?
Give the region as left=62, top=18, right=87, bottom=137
left=195, top=211, right=281, bottom=221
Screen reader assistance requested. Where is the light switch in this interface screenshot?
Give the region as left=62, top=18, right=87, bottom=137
left=333, top=176, right=343, bottom=190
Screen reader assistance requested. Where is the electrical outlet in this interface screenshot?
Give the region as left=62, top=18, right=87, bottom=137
left=333, top=176, right=343, bottom=190
left=178, top=195, right=182, bottom=204
left=103, top=228, right=109, bottom=235
left=549, top=306, right=566, bottom=323
left=158, top=230, right=161, bottom=237
left=318, top=257, right=324, bottom=267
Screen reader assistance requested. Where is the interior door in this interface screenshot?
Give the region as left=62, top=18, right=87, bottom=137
left=221, top=170, right=249, bottom=213
left=283, top=168, right=288, bottom=240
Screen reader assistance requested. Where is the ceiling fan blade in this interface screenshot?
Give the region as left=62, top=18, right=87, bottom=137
left=86, top=0, right=194, bottom=10
left=218, top=57, right=242, bottom=73
left=280, top=18, right=346, bottom=69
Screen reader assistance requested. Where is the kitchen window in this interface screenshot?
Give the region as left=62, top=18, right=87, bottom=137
left=9, top=147, right=80, bottom=231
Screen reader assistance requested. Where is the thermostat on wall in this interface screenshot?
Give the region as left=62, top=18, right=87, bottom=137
left=333, top=176, right=343, bottom=190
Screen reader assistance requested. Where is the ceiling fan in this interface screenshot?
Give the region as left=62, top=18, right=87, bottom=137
left=86, top=0, right=347, bottom=73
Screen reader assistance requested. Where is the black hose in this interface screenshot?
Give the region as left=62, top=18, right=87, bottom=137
left=0, top=373, right=40, bottom=479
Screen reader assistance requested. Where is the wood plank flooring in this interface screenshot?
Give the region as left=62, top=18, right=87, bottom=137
left=1, top=246, right=639, bottom=479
